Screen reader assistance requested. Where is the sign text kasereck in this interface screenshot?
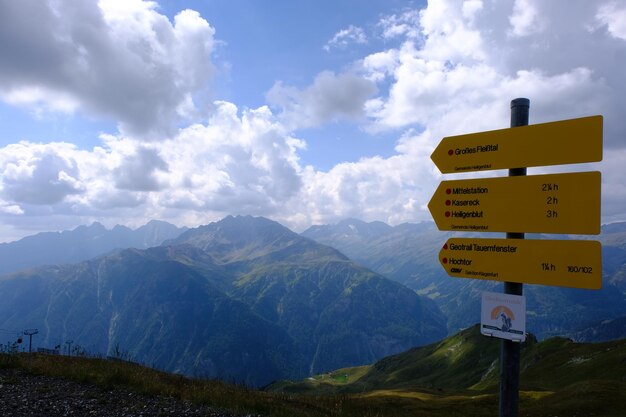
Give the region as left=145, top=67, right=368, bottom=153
left=428, top=171, right=600, bottom=235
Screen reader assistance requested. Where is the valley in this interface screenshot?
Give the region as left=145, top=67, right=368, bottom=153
left=0, top=215, right=624, bottom=402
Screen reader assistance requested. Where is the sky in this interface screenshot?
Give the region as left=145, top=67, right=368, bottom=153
left=0, top=0, right=625, bottom=242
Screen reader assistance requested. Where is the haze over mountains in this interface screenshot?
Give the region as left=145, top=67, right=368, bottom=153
left=302, top=219, right=626, bottom=341
left=0, top=216, right=624, bottom=387
left=0, top=216, right=445, bottom=386
left=0, top=220, right=185, bottom=276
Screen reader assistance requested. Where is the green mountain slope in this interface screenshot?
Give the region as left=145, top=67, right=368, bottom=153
left=0, top=248, right=302, bottom=387
left=0, top=215, right=447, bottom=386
left=568, top=315, right=626, bottom=342
left=269, top=324, right=626, bottom=396
left=170, top=215, right=448, bottom=374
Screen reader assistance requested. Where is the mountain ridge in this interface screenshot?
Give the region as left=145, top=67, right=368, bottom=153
left=169, top=215, right=447, bottom=375
left=0, top=215, right=446, bottom=386
left=302, top=218, right=626, bottom=340
left=268, top=323, right=626, bottom=397
left=0, top=220, right=186, bottom=276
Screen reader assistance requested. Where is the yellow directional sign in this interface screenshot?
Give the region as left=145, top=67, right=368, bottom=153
left=431, top=115, right=603, bottom=173
left=428, top=171, right=601, bottom=234
left=439, top=238, right=602, bottom=289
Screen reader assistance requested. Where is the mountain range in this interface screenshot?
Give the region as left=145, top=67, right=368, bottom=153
left=0, top=220, right=185, bottom=275
left=302, top=219, right=626, bottom=340
left=1, top=215, right=625, bottom=386
left=0, top=216, right=446, bottom=386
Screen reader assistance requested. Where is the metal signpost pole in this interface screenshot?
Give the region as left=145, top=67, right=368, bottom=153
left=430, top=97, right=602, bottom=415
left=499, top=98, right=529, bottom=417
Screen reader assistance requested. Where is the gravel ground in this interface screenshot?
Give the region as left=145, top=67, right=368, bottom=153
left=0, top=368, right=256, bottom=417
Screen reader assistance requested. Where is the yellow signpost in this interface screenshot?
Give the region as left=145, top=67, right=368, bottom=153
left=439, top=238, right=602, bottom=289
left=428, top=171, right=601, bottom=234
left=431, top=115, right=603, bottom=174
left=429, top=102, right=604, bottom=417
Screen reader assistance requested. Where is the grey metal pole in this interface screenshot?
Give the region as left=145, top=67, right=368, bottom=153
left=23, top=329, right=38, bottom=353
left=499, top=98, right=529, bottom=417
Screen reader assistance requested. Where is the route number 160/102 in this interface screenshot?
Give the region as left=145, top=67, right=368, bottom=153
left=567, top=266, right=593, bottom=274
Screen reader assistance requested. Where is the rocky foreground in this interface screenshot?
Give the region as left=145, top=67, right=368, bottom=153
left=0, top=368, right=255, bottom=417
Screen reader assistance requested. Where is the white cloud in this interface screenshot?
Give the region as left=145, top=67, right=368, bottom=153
left=462, top=0, right=484, bottom=22
left=267, top=71, right=377, bottom=129
left=378, top=10, right=421, bottom=40
left=114, top=147, right=169, bottom=192
left=159, top=102, right=303, bottom=213
left=2, top=87, right=79, bottom=115
left=361, top=0, right=625, bottom=144
left=597, top=1, right=626, bottom=41
left=0, top=142, right=84, bottom=205
left=508, top=0, right=545, bottom=37
left=286, top=0, right=626, bottom=229
left=324, top=25, right=368, bottom=51
left=0, top=101, right=304, bottom=233
left=417, top=0, right=486, bottom=62
left=362, top=49, right=400, bottom=82
left=292, top=136, right=437, bottom=228
left=0, top=204, right=24, bottom=216
left=1, top=0, right=625, bottom=240
left=0, top=0, right=215, bottom=139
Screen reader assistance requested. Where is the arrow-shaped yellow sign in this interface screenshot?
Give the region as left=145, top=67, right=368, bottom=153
left=439, top=238, right=602, bottom=289
left=431, top=115, right=603, bottom=174
left=428, top=171, right=600, bottom=234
